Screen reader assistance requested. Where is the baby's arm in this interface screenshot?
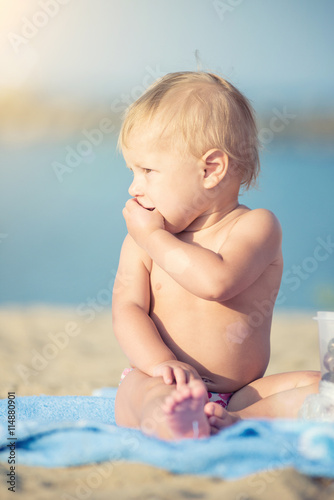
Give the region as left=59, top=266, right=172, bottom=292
left=112, top=234, right=200, bottom=384
left=123, top=200, right=281, bottom=301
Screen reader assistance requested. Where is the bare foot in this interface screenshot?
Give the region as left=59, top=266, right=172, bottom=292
left=160, top=380, right=210, bottom=439
left=204, top=402, right=240, bottom=434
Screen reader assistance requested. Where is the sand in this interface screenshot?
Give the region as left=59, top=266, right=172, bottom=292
left=0, top=306, right=333, bottom=499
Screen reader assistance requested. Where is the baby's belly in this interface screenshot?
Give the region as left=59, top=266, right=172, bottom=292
left=150, top=298, right=271, bottom=393
left=149, top=263, right=272, bottom=392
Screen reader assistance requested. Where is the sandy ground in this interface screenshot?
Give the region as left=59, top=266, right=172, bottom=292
left=0, top=306, right=333, bottom=499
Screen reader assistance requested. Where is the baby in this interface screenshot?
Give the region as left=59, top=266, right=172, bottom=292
left=112, top=71, right=320, bottom=440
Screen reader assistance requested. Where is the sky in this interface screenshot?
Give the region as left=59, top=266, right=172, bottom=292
left=1, top=0, right=334, bottom=112
left=0, top=0, right=333, bottom=308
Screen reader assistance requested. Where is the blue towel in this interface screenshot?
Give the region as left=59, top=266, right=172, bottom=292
left=1, top=388, right=334, bottom=479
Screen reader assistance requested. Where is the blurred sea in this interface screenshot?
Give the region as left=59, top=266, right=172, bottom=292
left=1, top=137, right=333, bottom=311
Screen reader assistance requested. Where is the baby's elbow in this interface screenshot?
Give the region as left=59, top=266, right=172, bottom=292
left=111, top=300, right=125, bottom=335
left=204, top=279, right=233, bottom=302
left=111, top=306, right=120, bottom=335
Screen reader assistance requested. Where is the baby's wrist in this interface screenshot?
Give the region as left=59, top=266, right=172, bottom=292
left=149, top=355, right=178, bottom=375
left=144, top=227, right=166, bottom=253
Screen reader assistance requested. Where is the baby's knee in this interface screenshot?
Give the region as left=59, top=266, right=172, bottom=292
left=296, top=370, right=321, bottom=388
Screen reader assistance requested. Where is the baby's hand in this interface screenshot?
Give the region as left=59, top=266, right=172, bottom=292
left=152, top=360, right=201, bottom=387
left=123, top=198, right=165, bottom=249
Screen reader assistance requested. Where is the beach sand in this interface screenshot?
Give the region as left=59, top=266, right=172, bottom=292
left=0, top=306, right=333, bottom=499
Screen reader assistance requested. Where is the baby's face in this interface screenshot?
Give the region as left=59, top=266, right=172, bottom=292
left=122, top=131, right=209, bottom=233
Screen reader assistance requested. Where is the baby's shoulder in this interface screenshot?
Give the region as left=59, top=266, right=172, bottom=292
left=237, top=207, right=281, bottom=228
left=225, top=207, right=282, bottom=243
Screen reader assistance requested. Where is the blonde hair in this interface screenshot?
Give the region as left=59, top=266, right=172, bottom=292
left=119, top=71, right=260, bottom=190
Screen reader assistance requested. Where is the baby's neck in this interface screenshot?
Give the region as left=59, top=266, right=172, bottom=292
left=184, top=199, right=242, bottom=234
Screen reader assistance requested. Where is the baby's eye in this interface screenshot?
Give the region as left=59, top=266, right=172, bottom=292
left=144, top=169, right=152, bottom=174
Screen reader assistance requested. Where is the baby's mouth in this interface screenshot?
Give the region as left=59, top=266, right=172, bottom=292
left=135, top=199, right=155, bottom=211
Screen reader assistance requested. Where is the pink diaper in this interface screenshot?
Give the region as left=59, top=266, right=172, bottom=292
left=119, top=367, right=133, bottom=384
left=207, top=391, right=233, bottom=409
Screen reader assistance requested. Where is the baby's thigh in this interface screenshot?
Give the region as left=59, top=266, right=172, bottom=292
left=227, top=370, right=320, bottom=411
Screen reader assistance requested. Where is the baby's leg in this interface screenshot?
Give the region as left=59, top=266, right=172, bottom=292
left=115, top=368, right=210, bottom=440
left=205, top=370, right=320, bottom=432
left=228, top=370, right=320, bottom=415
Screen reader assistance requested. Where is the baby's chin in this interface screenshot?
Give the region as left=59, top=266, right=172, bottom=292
left=164, top=220, right=189, bottom=235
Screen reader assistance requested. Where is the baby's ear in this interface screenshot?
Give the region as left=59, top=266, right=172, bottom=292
left=202, top=149, right=229, bottom=188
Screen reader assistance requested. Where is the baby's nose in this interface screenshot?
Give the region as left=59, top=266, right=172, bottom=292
left=128, top=178, right=143, bottom=198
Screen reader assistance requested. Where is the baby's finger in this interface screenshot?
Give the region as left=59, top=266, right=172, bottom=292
left=125, top=198, right=138, bottom=211
left=173, top=367, right=187, bottom=387
left=162, top=366, right=174, bottom=385
left=186, top=370, right=197, bottom=382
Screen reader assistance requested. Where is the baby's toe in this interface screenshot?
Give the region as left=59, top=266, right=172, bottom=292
left=204, top=402, right=225, bottom=418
